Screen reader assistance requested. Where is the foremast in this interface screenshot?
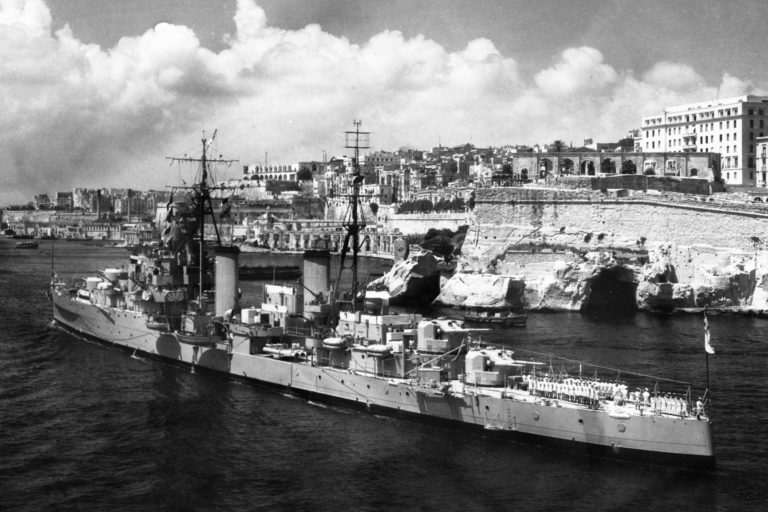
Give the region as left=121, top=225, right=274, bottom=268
left=334, top=120, right=370, bottom=310
left=166, top=130, right=238, bottom=305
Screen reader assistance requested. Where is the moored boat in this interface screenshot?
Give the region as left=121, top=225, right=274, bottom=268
left=15, top=241, right=39, bottom=249
left=462, top=309, right=527, bottom=327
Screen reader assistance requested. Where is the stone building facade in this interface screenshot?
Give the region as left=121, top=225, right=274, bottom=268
left=509, top=151, right=720, bottom=182
left=641, top=95, right=768, bottom=186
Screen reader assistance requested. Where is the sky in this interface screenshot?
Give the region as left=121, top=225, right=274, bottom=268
left=1, top=0, right=767, bottom=205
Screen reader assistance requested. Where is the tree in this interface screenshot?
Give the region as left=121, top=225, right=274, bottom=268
left=296, top=167, right=313, bottom=181
left=621, top=160, right=637, bottom=174
left=551, top=140, right=568, bottom=153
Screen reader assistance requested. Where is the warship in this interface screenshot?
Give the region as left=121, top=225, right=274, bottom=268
left=50, top=124, right=715, bottom=469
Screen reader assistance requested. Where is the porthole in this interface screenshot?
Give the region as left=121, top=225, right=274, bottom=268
left=578, top=419, right=584, bottom=424
left=617, top=423, right=626, bottom=433
left=485, top=405, right=490, bottom=410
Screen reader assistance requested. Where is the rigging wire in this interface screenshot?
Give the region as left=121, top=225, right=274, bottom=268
left=507, top=345, right=691, bottom=385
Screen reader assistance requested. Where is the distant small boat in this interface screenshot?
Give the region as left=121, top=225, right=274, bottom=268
left=15, top=241, right=39, bottom=249
left=462, top=309, right=527, bottom=327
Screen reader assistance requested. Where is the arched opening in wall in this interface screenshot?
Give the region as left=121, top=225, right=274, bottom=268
left=561, top=158, right=575, bottom=175
left=580, top=160, right=596, bottom=175
left=690, top=168, right=698, bottom=177
left=521, top=168, right=529, bottom=182
left=539, top=158, right=553, bottom=178
left=601, top=158, right=616, bottom=174
left=583, top=267, right=637, bottom=316
left=643, top=160, right=657, bottom=175
left=621, top=160, right=637, bottom=174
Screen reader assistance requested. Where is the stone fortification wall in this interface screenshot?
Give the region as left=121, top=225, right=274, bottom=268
left=461, top=187, right=768, bottom=312
left=473, top=187, right=768, bottom=253
left=553, top=175, right=715, bottom=195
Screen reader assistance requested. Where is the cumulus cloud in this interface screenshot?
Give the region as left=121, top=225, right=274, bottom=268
left=535, top=46, right=617, bottom=96
left=0, top=0, right=764, bottom=205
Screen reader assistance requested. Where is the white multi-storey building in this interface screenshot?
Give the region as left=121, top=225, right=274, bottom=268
left=641, top=95, right=768, bottom=187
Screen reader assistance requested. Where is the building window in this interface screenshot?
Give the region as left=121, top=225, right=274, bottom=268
left=735, top=156, right=739, bottom=167
left=751, top=120, right=755, bottom=128
left=750, top=157, right=755, bottom=167
left=750, top=109, right=755, bottom=116
left=761, top=120, right=765, bottom=129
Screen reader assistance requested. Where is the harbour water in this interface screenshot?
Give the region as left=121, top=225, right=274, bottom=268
left=1, top=239, right=767, bottom=511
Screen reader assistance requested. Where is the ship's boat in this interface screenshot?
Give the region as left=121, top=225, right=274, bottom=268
left=173, top=332, right=218, bottom=347
left=49, top=125, right=716, bottom=469
left=463, top=309, right=527, bottom=327
left=145, top=315, right=170, bottom=332
left=322, top=337, right=347, bottom=350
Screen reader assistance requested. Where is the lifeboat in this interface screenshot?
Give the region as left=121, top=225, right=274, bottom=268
left=322, top=337, right=347, bottom=350
left=174, top=331, right=218, bottom=347
left=364, top=344, right=392, bottom=357
left=145, top=315, right=170, bottom=332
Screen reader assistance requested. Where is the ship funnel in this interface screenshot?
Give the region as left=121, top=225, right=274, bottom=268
left=303, top=249, right=330, bottom=307
left=215, top=246, right=240, bottom=316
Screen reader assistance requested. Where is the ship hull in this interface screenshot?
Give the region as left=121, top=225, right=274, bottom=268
left=52, top=292, right=715, bottom=469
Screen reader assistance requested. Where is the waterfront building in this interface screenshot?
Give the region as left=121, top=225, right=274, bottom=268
left=34, top=194, right=52, bottom=210
left=757, top=136, right=768, bottom=188
left=363, top=150, right=399, bottom=172
left=243, top=163, right=299, bottom=182
left=55, top=191, right=73, bottom=210
left=640, top=95, right=768, bottom=187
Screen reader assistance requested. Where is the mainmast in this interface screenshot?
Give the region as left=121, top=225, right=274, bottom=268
left=337, top=120, right=370, bottom=307
left=166, top=130, right=238, bottom=305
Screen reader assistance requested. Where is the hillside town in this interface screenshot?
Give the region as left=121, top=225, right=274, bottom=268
left=6, top=94, right=768, bottom=244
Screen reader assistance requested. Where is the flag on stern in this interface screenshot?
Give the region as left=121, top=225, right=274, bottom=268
left=704, top=313, right=715, bottom=355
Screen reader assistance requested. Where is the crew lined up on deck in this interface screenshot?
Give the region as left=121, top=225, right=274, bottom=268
left=523, top=374, right=692, bottom=416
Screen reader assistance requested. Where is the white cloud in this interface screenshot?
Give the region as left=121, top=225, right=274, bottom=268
left=0, top=0, right=765, bottom=205
left=534, top=47, right=617, bottom=97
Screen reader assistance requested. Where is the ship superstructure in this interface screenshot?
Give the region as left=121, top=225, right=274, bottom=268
left=50, top=125, right=715, bottom=469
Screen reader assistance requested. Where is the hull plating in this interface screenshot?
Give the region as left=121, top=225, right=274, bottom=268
left=52, top=293, right=715, bottom=469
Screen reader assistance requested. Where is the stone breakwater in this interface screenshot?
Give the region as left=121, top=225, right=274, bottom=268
left=456, top=186, right=768, bottom=313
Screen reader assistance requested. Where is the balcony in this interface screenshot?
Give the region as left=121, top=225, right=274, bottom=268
left=682, top=131, right=697, bottom=151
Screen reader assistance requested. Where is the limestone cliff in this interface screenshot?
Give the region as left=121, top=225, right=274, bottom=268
left=365, top=250, right=441, bottom=306
left=434, top=273, right=525, bottom=309
left=453, top=186, right=768, bottom=313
